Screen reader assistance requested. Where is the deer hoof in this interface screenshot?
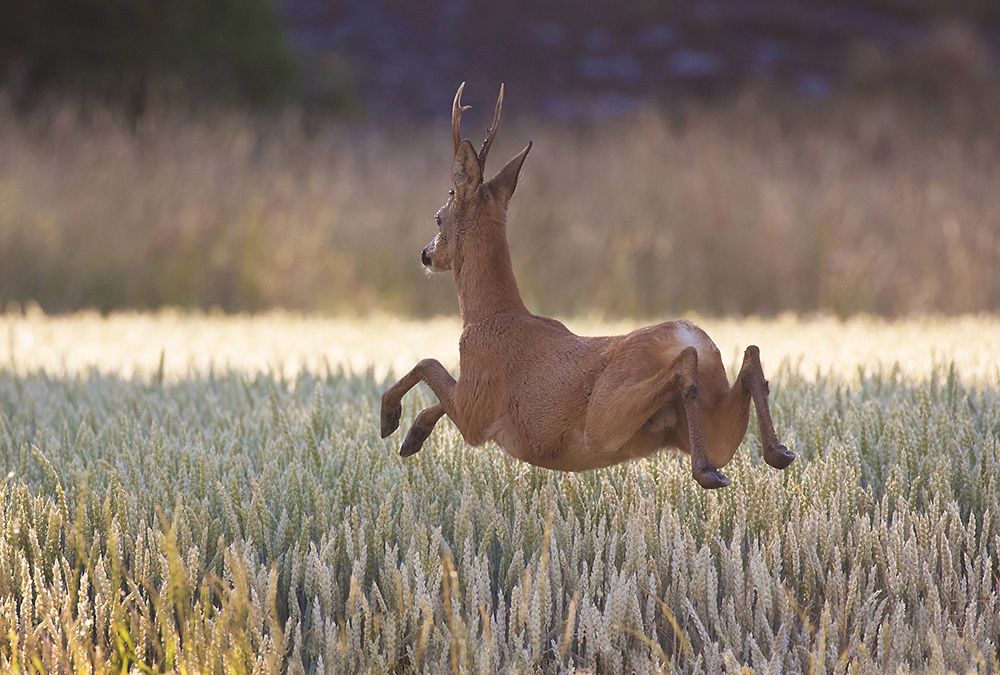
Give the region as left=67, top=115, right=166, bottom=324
left=400, top=425, right=432, bottom=457
left=764, top=443, right=796, bottom=469
left=380, top=399, right=402, bottom=438
left=693, top=467, right=730, bottom=490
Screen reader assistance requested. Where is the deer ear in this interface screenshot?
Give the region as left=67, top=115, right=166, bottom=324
left=487, top=142, right=532, bottom=206
left=452, top=140, right=482, bottom=200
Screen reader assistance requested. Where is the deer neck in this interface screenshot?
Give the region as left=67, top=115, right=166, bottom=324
left=454, top=224, right=527, bottom=325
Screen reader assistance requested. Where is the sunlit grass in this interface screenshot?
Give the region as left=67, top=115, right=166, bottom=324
left=0, top=312, right=998, bottom=672
left=2, top=311, right=998, bottom=382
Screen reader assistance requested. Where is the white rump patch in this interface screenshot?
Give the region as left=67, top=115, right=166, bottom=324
left=674, top=321, right=701, bottom=349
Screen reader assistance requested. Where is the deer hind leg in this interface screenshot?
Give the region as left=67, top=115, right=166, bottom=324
left=739, top=346, right=795, bottom=469
left=584, top=345, right=729, bottom=489
left=672, top=347, right=730, bottom=489
left=399, top=403, right=445, bottom=457
left=380, top=358, right=457, bottom=438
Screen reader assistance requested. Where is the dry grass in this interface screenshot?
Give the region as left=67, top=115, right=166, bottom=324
left=1, top=96, right=998, bottom=317
left=0, top=312, right=998, bottom=672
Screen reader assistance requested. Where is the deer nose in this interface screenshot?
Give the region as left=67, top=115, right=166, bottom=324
left=421, top=248, right=431, bottom=266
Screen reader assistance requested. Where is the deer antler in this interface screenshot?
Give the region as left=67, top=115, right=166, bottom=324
left=478, top=83, right=504, bottom=168
left=452, top=82, right=471, bottom=155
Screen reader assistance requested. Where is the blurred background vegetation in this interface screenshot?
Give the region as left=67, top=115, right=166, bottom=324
left=0, top=0, right=998, bottom=316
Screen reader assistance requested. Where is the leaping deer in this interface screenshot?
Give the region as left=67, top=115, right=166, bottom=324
left=380, top=83, right=795, bottom=488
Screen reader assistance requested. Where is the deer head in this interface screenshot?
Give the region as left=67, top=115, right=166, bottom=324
left=421, top=82, right=532, bottom=272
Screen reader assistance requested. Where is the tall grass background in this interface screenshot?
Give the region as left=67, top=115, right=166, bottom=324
left=2, top=89, right=998, bottom=317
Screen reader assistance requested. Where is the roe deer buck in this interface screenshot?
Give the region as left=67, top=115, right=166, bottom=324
left=380, top=83, right=795, bottom=488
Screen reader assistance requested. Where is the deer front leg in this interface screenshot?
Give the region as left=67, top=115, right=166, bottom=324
left=380, top=358, right=457, bottom=438
left=739, top=346, right=795, bottom=469
left=399, top=403, right=445, bottom=456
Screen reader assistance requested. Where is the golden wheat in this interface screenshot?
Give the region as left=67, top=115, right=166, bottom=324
left=0, top=312, right=997, bottom=672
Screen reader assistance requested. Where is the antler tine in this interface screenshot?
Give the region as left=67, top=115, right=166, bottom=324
left=452, top=82, right=472, bottom=154
left=478, top=83, right=504, bottom=167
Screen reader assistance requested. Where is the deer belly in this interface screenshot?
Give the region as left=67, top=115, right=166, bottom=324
left=489, top=417, right=598, bottom=471
left=485, top=416, right=532, bottom=461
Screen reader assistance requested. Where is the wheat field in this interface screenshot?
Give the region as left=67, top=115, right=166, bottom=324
left=0, top=312, right=998, bottom=673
